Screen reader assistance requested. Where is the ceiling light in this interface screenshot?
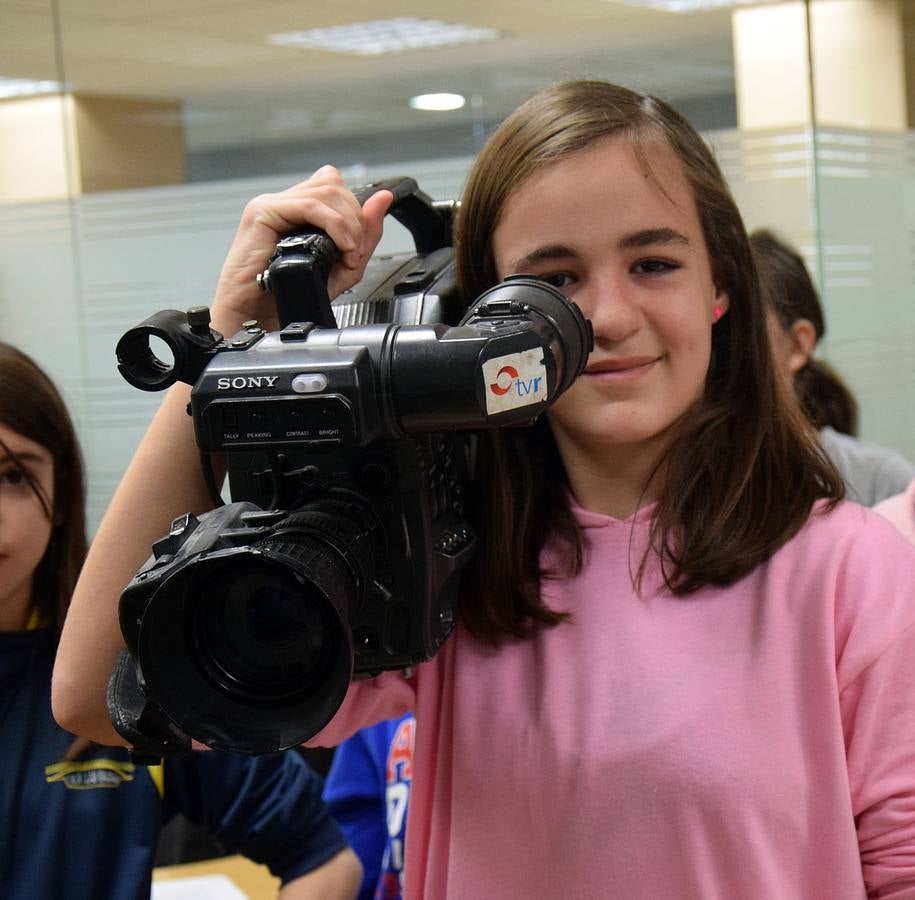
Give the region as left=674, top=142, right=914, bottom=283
left=268, top=17, right=499, bottom=56
left=409, top=93, right=466, bottom=112
left=613, top=0, right=778, bottom=10
left=0, top=77, right=63, bottom=100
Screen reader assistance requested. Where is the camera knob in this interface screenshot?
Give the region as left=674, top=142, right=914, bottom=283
left=299, top=465, right=325, bottom=489
left=357, top=458, right=395, bottom=494
left=186, top=306, right=212, bottom=336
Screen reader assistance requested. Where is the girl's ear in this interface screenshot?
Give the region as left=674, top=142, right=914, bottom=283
left=786, top=318, right=817, bottom=375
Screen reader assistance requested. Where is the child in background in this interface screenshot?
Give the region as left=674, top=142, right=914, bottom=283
left=323, top=714, right=416, bottom=900
left=751, top=228, right=915, bottom=504
left=0, top=342, right=362, bottom=900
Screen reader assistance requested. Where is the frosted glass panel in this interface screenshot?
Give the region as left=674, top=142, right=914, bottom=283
left=813, top=129, right=915, bottom=460
left=0, top=198, right=86, bottom=454
left=0, top=159, right=472, bottom=532
left=2, top=128, right=913, bottom=534
left=713, top=126, right=914, bottom=462
left=712, top=127, right=817, bottom=254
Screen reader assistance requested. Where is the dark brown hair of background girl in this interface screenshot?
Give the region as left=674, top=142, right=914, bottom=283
left=454, top=80, right=845, bottom=644
left=750, top=228, right=859, bottom=437
left=0, top=343, right=87, bottom=628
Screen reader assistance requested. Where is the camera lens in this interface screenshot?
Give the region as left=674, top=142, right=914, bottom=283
left=192, top=568, right=339, bottom=705
left=133, top=503, right=376, bottom=754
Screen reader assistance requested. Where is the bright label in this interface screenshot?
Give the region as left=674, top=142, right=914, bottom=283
left=482, top=349, right=548, bottom=415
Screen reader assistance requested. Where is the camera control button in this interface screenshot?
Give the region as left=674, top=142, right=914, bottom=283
left=292, top=373, right=328, bottom=393
left=280, top=322, right=316, bottom=342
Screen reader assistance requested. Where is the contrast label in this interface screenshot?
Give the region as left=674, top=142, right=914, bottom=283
left=482, top=349, right=547, bottom=416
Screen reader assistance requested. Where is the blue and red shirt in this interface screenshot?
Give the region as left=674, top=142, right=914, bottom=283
left=323, top=713, right=415, bottom=900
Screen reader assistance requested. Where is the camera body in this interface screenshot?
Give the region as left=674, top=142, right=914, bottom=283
left=109, top=178, right=592, bottom=757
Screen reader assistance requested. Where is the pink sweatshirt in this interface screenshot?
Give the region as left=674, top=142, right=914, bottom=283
left=312, top=501, right=915, bottom=898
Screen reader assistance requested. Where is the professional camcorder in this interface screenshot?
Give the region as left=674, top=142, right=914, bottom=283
left=107, top=178, right=593, bottom=759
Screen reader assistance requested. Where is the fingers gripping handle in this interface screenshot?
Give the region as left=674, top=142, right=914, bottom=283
left=257, top=177, right=454, bottom=329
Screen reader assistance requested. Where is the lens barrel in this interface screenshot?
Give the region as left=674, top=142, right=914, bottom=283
left=135, top=507, right=375, bottom=754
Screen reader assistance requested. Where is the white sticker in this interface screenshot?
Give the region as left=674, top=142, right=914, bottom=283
left=481, top=349, right=548, bottom=416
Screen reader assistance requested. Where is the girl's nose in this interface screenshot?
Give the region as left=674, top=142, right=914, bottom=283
left=581, top=276, right=642, bottom=344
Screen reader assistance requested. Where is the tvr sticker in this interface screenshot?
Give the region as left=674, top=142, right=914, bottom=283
left=482, top=349, right=548, bottom=416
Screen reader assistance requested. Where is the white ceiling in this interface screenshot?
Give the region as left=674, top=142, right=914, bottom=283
left=2, top=0, right=740, bottom=151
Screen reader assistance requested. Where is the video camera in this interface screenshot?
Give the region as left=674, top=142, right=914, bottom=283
left=107, top=177, right=592, bottom=758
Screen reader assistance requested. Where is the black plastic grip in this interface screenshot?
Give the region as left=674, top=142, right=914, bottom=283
left=261, top=176, right=455, bottom=329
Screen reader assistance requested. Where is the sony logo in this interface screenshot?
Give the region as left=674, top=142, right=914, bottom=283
left=216, top=375, right=279, bottom=390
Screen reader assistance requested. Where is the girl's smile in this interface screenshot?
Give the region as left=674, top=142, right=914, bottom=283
left=583, top=355, right=662, bottom=382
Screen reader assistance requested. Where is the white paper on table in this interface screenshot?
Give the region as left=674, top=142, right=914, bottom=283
left=151, top=873, right=249, bottom=900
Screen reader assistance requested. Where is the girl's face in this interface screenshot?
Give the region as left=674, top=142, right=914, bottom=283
left=492, top=135, right=727, bottom=486
left=0, top=422, right=55, bottom=629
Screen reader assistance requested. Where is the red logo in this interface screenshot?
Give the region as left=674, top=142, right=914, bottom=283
left=489, top=365, right=519, bottom=396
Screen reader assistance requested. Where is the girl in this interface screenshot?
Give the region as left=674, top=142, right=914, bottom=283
left=0, top=343, right=361, bottom=899
left=54, top=81, right=915, bottom=898
left=751, top=227, right=915, bottom=505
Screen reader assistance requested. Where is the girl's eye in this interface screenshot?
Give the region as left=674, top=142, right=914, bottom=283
left=540, top=272, right=576, bottom=289
left=632, top=259, right=680, bottom=276
left=1, top=468, right=26, bottom=487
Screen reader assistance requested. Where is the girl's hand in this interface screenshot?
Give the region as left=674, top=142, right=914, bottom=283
left=210, top=166, right=393, bottom=335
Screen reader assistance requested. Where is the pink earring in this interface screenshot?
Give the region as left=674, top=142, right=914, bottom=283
left=712, top=305, right=724, bottom=322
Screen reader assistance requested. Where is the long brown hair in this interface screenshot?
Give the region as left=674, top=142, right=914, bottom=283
left=455, top=80, right=844, bottom=644
left=0, top=343, right=87, bottom=628
left=750, top=228, right=859, bottom=436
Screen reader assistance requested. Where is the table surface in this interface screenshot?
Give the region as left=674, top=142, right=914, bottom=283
left=153, top=853, right=280, bottom=899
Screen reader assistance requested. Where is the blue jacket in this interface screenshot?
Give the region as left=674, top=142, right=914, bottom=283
left=0, top=627, right=348, bottom=900
left=323, top=714, right=415, bottom=900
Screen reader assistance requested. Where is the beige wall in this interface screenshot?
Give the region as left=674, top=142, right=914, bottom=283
left=812, top=0, right=907, bottom=130
left=72, top=95, right=185, bottom=194
left=0, top=94, right=184, bottom=201
left=733, top=2, right=812, bottom=130
left=0, top=96, right=73, bottom=202
left=734, top=0, right=909, bottom=131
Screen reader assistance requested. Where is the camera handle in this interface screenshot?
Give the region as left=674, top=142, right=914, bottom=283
left=258, top=176, right=455, bottom=330
left=352, top=177, right=453, bottom=254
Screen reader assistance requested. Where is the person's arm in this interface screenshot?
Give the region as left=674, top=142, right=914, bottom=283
left=846, top=620, right=915, bottom=898
left=836, top=514, right=915, bottom=896
left=322, top=726, right=390, bottom=899
left=52, top=168, right=392, bottom=744
left=162, top=747, right=361, bottom=897
left=277, top=848, right=363, bottom=900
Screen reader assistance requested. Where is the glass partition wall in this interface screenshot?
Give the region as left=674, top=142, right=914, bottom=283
left=805, top=0, right=915, bottom=460
left=0, top=0, right=84, bottom=458
left=1, top=0, right=911, bottom=530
